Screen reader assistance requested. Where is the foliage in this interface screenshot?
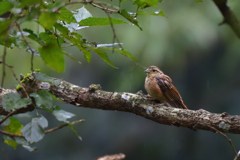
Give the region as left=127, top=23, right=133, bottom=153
left=0, top=0, right=165, bottom=151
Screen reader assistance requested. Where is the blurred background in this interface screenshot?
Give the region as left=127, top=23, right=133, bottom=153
left=1, top=0, right=240, bottom=159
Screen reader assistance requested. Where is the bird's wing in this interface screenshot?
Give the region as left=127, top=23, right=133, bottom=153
left=155, top=75, right=187, bottom=109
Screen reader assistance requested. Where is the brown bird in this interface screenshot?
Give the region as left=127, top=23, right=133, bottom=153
left=144, top=66, right=188, bottom=109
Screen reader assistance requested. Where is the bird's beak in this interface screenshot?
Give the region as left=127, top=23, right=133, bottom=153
left=144, top=68, right=149, bottom=73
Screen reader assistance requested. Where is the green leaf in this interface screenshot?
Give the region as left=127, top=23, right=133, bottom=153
left=38, top=42, right=65, bottom=72
left=0, top=36, right=16, bottom=48
left=52, top=106, right=75, bottom=123
left=68, top=124, right=82, bottom=140
left=54, top=23, right=69, bottom=35
left=57, top=7, right=77, bottom=23
left=79, top=17, right=126, bottom=26
left=33, top=72, right=53, bottom=83
left=21, top=115, right=48, bottom=143
left=86, top=46, right=116, bottom=68
left=18, top=0, right=42, bottom=8
left=0, top=18, right=13, bottom=36
left=3, top=118, right=23, bottom=149
left=77, top=45, right=92, bottom=63
left=23, top=28, right=45, bottom=45
left=39, top=12, right=57, bottom=30
left=3, top=136, right=18, bottom=149
left=13, top=137, right=37, bottom=151
left=0, top=1, right=13, bottom=16
left=4, top=117, right=23, bottom=134
left=2, top=93, right=32, bottom=112
left=120, top=9, right=142, bottom=30
left=137, top=10, right=166, bottom=17
left=196, top=0, right=203, bottom=2
left=133, top=0, right=160, bottom=8
left=33, top=72, right=61, bottom=85
left=30, top=90, right=52, bottom=110
left=97, top=47, right=136, bottom=62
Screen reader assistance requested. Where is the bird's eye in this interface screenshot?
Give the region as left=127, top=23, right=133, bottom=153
left=152, top=69, right=156, bottom=72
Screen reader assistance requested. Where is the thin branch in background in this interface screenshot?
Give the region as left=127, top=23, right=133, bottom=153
left=15, top=21, right=34, bottom=72
left=1, top=46, right=7, bottom=87
left=0, top=130, right=24, bottom=138
left=234, top=151, right=240, bottom=160
left=0, top=119, right=84, bottom=138
left=0, top=144, right=8, bottom=160
left=0, top=61, right=29, bottom=98
left=105, top=11, right=121, bottom=52
left=212, top=0, right=240, bottom=39
left=45, top=119, right=85, bottom=134
left=210, top=126, right=237, bottom=155
left=104, top=9, right=146, bottom=70
left=62, top=1, right=119, bottom=13
left=0, top=19, right=15, bottom=87
left=96, top=153, right=126, bottom=160
left=55, top=28, right=60, bottom=47
left=0, top=111, right=16, bottom=125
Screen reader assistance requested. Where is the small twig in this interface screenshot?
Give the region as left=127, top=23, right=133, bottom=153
left=61, top=1, right=119, bottom=13
left=0, top=19, right=16, bottom=87
left=0, top=111, right=16, bottom=125
left=45, top=119, right=85, bottom=134
left=212, top=0, right=240, bottom=39
left=210, top=126, right=237, bottom=155
left=1, top=46, right=7, bottom=87
left=0, top=119, right=85, bottom=138
left=0, top=61, right=29, bottom=98
left=105, top=11, right=119, bottom=52
left=104, top=11, right=146, bottom=70
left=96, top=153, right=126, bottom=160
left=15, top=21, right=34, bottom=72
left=234, top=151, right=240, bottom=160
left=0, top=130, right=24, bottom=138
left=0, top=144, right=8, bottom=160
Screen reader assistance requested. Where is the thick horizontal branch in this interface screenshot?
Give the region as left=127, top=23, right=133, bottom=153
left=1, top=76, right=240, bottom=134
left=213, top=0, right=240, bottom=38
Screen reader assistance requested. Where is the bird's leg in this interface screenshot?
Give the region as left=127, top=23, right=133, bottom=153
left=156, top=101, right=168, bottom=106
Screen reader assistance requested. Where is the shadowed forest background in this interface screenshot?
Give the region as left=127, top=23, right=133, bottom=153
left=1, top=0, right=240, bottom=159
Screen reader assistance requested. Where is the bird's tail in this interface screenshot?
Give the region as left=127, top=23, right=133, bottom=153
left=167, top=101, right=188, bottom=109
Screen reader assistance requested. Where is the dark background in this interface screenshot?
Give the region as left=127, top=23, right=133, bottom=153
left=1, top=0, right=240, bottom=159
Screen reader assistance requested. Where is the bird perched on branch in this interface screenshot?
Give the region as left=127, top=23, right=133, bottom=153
left=144, top=66, right=188, bottom=109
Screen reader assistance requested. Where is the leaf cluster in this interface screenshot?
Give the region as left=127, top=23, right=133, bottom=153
left=0, top=0, right=166, bottom=151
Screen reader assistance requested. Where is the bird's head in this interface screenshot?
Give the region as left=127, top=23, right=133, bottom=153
left=144, top=66, right=164, bottom=77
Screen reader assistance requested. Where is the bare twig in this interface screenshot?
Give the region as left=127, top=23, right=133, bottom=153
left=96, top=153, right=126, bottom=160
left=212, top=0, right=240, bottom=39
left=234, top=151, right=240, bottom=160
left=1, top=46, right=7, bottom=87
left=0, top=61, right=29, bottom=97
left=45, top=119, right=85, bottom=134
left=0, top=119, right=84, bottom=138
left=0, top=130, right=24, bottom=138
left=62, top=1, right=119, bottom=13
left=1, top=20, right=16, bottom=87
left=210, top=126, right=237, bottom=155
left=15, top=21, right=34, bottom=72
left=0, top=111, right=16, bottom=125
left=0, top=144, right=8, bottom=160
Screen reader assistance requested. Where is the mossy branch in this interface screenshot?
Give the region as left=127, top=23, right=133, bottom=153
left=1, top=75, right=240, bottom=134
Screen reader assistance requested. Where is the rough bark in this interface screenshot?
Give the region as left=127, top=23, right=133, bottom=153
left=0, top=76, right=240, bottom=134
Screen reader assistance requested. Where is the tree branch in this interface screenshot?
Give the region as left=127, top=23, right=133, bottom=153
left=212, top=0, right=240, bottom=39
left=1, top=75, right=240, bottom=134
